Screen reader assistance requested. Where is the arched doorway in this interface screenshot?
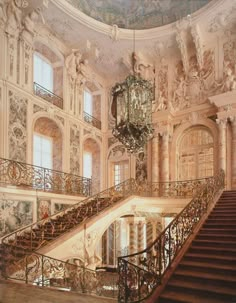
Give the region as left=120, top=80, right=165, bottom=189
left=177, top=126, right=214, bottom=180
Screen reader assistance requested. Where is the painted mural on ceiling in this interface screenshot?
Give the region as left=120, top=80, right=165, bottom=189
left=66, top=0, right=211, bottom=29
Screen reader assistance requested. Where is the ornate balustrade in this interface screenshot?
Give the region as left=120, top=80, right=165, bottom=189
left=1, top=175, right=216, bottom=299
left=83, top=111, right=102, bottom=130
left=135, top=178, right=207, bottom=198
left=2, top=248, right=118, bottom=298
left=0, top=157, right=91, bottom=196
left=117, top=170, right=225, bottom=303
left=34, top=82, right=63, bottom=109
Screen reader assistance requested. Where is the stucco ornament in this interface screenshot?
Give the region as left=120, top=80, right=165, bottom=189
left=110, top=24, right=119, bottom=41
left=65, top=50, right=89, bottom=87
left=5, top=0, right=23, bottom=36
left=21, top=9, right=39, bottom=43
left=223, top=63, right=236, bottom=91
left=0, top=0, right=7, bottom=25
left=133, top=52, right=154, bottom=81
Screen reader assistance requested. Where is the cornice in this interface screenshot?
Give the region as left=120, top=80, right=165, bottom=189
left=51, top=0, right=225, bottom=41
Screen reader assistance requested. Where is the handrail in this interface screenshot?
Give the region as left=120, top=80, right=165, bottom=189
left=83, top=111, right=102, bottom=130
left=1, top=175, right=215, bottom=299
left=0, top=157, right=91, bottom=196
left=2, top=245, right=118, bottom=298
left=1, top=176, right=209, bottom=251
left=117, top=170, right=225, bottom=303
left=33, top=82, right=63, bottom=109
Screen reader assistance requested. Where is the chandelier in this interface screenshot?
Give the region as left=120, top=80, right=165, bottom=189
left=112, top=49, right=154, bottom=153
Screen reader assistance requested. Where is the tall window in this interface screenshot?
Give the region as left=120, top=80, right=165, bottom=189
left=84, top=89, right=93, bottom=116
left=33, top=133, right=52, bottom=169
left=83, top=151, right=92, bottom=178
left=113, top=161, right=129, bottom=185
left=178, top=127, right=214, bottom=180
left=34, top=53, right=53, bottom=91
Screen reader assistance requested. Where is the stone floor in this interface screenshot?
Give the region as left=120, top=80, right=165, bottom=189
left=0, top=279, right=117, bottom=303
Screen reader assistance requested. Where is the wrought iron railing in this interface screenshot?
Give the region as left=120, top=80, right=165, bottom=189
left=34, top=82, right=63, bottom=109
left=1, top=247, right=118, bottom=298
left=117, top=170, right=225, bottom=303
left=1, top=175, right=214, bottom=299
left=83, top=111, right=102, bottom=130
left=0, top=157, right=91, bottom=196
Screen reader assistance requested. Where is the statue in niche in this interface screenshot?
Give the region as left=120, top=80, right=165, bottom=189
left=21, top=9, right=40, bottom=43
left=5, top=0, right=27, bottom=36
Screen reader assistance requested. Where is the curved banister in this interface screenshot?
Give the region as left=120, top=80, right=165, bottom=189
left=117, top=170, right=225, bottom=303
left=1, top=175, right=215, bottom=298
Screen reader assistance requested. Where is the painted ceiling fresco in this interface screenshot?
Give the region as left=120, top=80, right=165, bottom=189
left=66, top=0, right=211, bottom=29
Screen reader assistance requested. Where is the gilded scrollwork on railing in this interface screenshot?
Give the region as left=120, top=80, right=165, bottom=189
left=0, top=157, right=91, bottom=196
left=118, top=170, right=225, bottom=303
left=34, top=82, right=63, bottom=109
left=2, top=247, right=116, bottom=296
left=1, top=173, right=221, bottom=300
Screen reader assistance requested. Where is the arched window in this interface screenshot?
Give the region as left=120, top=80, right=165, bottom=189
left=34, top=52, right=53, bottom=92
left=178, top=127, right=214, bottom=180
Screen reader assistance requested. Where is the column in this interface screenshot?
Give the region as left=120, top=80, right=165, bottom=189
left=161, top=132, right=169, bottom=183
left=152, top=135, right=160, bottom=184
left=217, top=118, right=227, bottom=173
left=146, top=220, right=153, bottom=247
left=137, top=220, right=145, bottom=251
left=129, top=219, right=138, bottom=255
left=230, top=117, right=236, bottom=189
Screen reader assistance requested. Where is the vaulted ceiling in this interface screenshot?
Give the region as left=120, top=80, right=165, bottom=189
left=65, top=0, right=211, bottom=30
left=32, top=0, right=235, bottom=82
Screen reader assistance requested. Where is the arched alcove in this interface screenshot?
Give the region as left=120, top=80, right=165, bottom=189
left=83, top=137, right=101, bottom=194
left=33, top=117, right=63, bottom=171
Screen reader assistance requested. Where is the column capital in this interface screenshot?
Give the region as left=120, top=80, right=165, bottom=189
left=216, top=118, right=227, bottom=128
left=229, top=116, right=236, bottom=124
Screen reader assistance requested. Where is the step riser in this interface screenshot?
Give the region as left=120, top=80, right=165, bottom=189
left=171, top=274, right=236, bottom=289
left=178, top=263, right=236, bottom=276
left=189, top=247, right=236, bottom=257
left=183, top=255, right=236, bottom=266
left=196, top=235, right=236, bottom=241
left=192, top=241, right=236, bottom=248
left=200, top=230, right=236, bottom=235
left=166, top=285, right=236, bottom=302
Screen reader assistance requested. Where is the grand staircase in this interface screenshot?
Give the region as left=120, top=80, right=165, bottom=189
left=157, top=190, right=236, bottom=303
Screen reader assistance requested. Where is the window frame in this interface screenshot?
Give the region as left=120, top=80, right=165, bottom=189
left=33, top=52, right=54, bottom=92
left=33, top=132, right=53, bottom=170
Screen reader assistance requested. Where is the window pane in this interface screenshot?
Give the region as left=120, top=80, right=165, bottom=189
left=34, top=53, right=53, bottom=92
left=33, top=133, right=52, bottom=169
left=84, top=90, right=93, bottom=115
left=83, top=152, right=92, bottom=178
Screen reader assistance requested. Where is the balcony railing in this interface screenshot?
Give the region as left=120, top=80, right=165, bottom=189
left=34, top=82, right=63, bottom=109
left=83, top=111, right=102, bottom=130
left=0, top=157, right=91, bottom=196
